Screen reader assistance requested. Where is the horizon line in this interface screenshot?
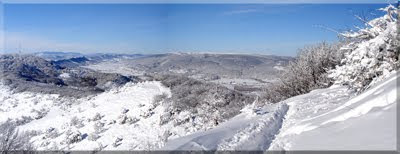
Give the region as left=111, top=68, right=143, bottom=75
left=0, top=51, right=296, bottom=57
left=1, top=0, right=397, bottom=4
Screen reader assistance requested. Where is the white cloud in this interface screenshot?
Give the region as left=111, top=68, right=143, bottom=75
left=222, top=9, right=260, bottom=15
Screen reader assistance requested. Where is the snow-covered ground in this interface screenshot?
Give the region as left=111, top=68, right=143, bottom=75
left=1, top=70, right=396, bottom=151
left=162, top=103, right=288, bottom=150
left=0, top=81, right=216, bottom=150
left=273, top=65, right=285, bottom=71
left=1, top=53, right=397, bottom=151
left=163, top=71, right=398, bottom=150
left=270, top=71, right=397, bottom=150
left=0, top=71, right=397, bottom=151
left=1, top=4, right=397, bottom=151
left=83, top=61, right=144, bottom=76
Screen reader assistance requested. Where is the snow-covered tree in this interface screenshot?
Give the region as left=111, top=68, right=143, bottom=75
left=263, top=42, right=343, bottom=103
left=329, top=5, right=399, bottom=91
left=0, top=120, right=33, bottom=151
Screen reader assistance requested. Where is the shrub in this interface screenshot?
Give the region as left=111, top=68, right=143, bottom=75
left=64, top=129, right=82, bottom=145
left=70, top=116, right=84, bottom=128
left=153, top=92, right=168, bottom=105
left=0, top=119, right=33, bottom=151
left=88, top=133, right=100, bottom=141
left=93, top=121, right=105, bottom=133
left=112, top=137, right=123, bottom=147
left=263, top=42, right=344, bottom=103
left=44, top=127, right=59, bottom=139
left=329, top=5, right=399, bottom=91
left=150, top=74, right=256, bottom=128
left=91, top=113, right=103, bottom=121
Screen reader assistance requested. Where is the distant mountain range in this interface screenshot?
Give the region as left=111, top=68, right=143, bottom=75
left=0, top=54, right=138, bottom=97
left=34, top=52, right=294, bottom=81
left=113, top=52, right=294, bottom=80
left=34, top=51, right=144, bottom=61
left=33, top=51, right=85, bottom=61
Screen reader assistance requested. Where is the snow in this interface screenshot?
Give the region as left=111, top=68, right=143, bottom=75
left=273, top=66, right=285, bottom=71
left=163, top=71, right=398, bottom=150
left=1, top=5, right=397, bottom=150
left=210, top=78, right=272, bottom=91
left=0, top=68, right=396, bottom=151
left=59, top=73, right=70, bottom=79
left=161, top=103, right=289, bottom=150
left=330, top=5, right=398, bottom=91
left=270, top=71, right=397, bottom=150
left=0, top=81, right=211, bottom=150
left=83, top=62, right=143, bottom=76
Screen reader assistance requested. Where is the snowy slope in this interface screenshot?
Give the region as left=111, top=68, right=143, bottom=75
left=0, top=81, right=215, bottom=150
left=163, top=71, right=398, bottom=150
left=1, top=69, right=396, bottom=151
left=270, top=71, right=398, bottom=150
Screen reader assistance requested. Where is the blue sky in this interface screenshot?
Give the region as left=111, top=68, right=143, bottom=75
left=2, top=3, right=389, bottom=56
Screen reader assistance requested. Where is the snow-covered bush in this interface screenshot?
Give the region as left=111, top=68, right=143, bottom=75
left=117, top=114, right=128, bottom=124
left=153, top=92, right=168, bottom=105
left=70, top=116, right=84, bottom=128
left=31, top=108, right=47, bottom=120
left=264, top=42, right=343, bottom=103
left=0, top=119, right=33, bottom=151
left=88, top=133, right=100, bottom=141
left=64, top=129, right=82, bottom=145
left=329, top=5, right=399, bottom=91
left=44, top=127, right=59, bottom=139
left=159, top=111, right=173, bottom=125
left=112, top=137, right=123, bottom=147
left=14, top=116, right=34, bottom=126
left=150, top=74, right=256, bottom=129
left=117, top=113, right=139, bottom=125
left=91, top=113, right=103, bottom=121
left=121, top=108, right=129, bottom=114
left=93, top=121, right=105, bottom=133
left=88, top=121, right=105, bottom=141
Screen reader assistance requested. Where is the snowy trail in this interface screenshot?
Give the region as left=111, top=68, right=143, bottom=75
left=216, top=104, right=288, bottom=150
left=162, top=103, right=289, bottom=150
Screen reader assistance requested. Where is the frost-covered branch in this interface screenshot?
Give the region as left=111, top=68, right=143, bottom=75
left=329, top=4, right=399, bottom=91
left=0, top=119, right=33, bottom=152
